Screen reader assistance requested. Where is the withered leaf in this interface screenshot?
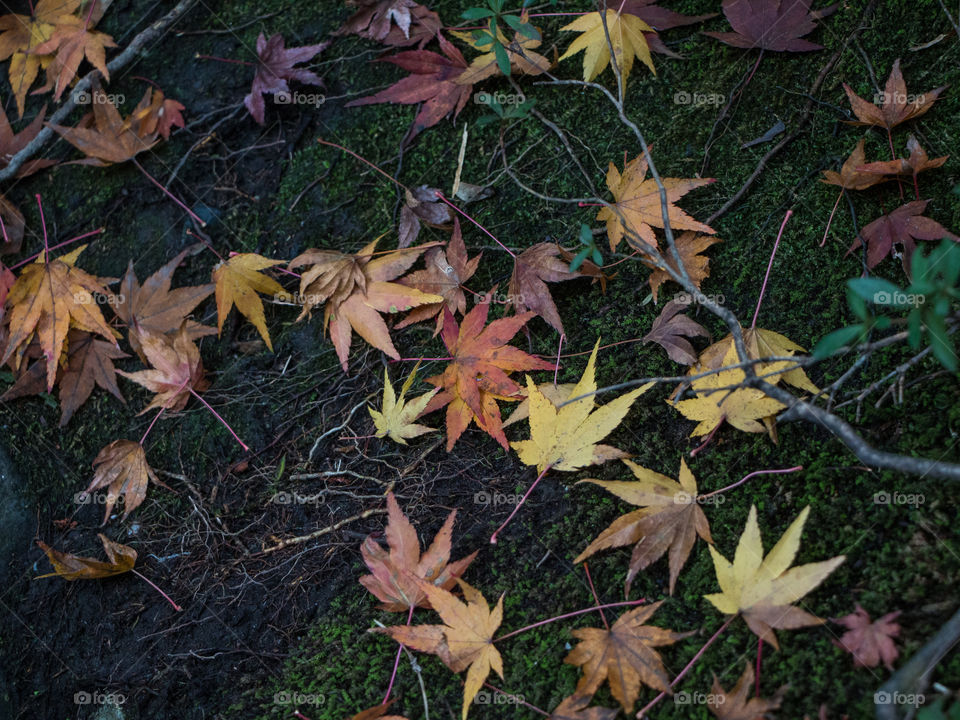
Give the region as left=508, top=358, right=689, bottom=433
left=36, top=532, right=136, bottom=580
left=708, top=662, right=786, bottom=719
left=85, top=439, right=163, bottom=523
left=118, top=327, right=209, bottom=413
left=507, top=242, right=582, bottom=335
left=832, top=604, right=901, bottom=670
left=58, top=329, right=128, bottom=427
left=244, top=32, right=328, bottom=125
left=843, top=58, right=945, bottom=130
left=643, top=299, right=710, bottom=365
left=703, top=0, right=837, bottom=52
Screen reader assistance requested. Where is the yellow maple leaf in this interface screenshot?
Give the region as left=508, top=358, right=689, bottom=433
left=704, top=505, right=845, bottom=648
left=212, top=252, right=288, bottom=351
left=669, top=344, right=786, bottom=438
left=511, top=339, right=652, bottom=473
left=697, top=326, right=819, bottom=395
left=380, top=580, right=503, bottom=720
left=368, top=364, right=438, bottom=444
left=559, top=9, right=656, bottom=98
left=451, top=26, right=551, bottom=86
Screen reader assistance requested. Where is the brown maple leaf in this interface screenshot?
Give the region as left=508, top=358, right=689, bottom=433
left=110, top=246, right=216, bottom=361
left=359, top=491, right=477, bottom=612
left=832, top=604, right=901, bottom=670
left=597, top=151, right=715, bottom=252
left=577, top=459, right=713, bottom=595
left=621, top=0, right=716, bottom=30
left=0, top=103, right=57, bottom=178
left=288, top=239, right=443, bottom=371
left=846, top=200, right=959, bottom=276
left=0, top=195, right=26, bottom=255
left=424, top=297, right=555, bottom=451
left=564, top=600, right=690, bottom=712
left=708, top=662, right=786, bottom=719
left=36, top=532, right=136, bottom=580
left=346, top=701, right=409, bottom=720
left=32, top=15, right=116, bottom=100
left=244, top=32, right=328, bottom=125
left=118, top=327, right=209, bottom=413
left=643, top=299, right=710, bottom=365
left=820, top=138, right=888, bottom=191
left=396, top=218, right=481, bottom=335
left=857, top=135, right=948, bottom=184
left=507, top=242, right=582, bottom=335
left=645, top=231, right=722, bottom=302
left=843, top=58, right=946, bottom=130
left=84, top=439, right=164, bottom=523
left=346, top=34, right=472, bottom=140
left=397, top=185, right=453, bottom=249
left=58, top=329, right=128, bottom=426
left=336, top=0, right=420, bottom=42
left=2, top=244, right=116, bottom=391
left=129, top=87, right=186, bottom=140
left=703, top=0, right=837, bottom=52
left=380, top=3, right=441, bottom=48
left=548, top=694, right=618, bottom=720
left=48, top=86, right=160, bottom=165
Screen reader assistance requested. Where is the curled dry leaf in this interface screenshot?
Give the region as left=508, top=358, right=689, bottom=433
left=507, top=242, right=582, bottom=335
left=359, top=491, right=477, bottom=611
left=708, top=662, right=786, bottom=720
left=118, top=327, right=209, bottom=413
left=832, top=604, right=901, bottom=669
left=577, top=458, right=713, bottom=595
left=36, top=532, right=136, bottom=580
left=398, top=185, right=453, bottom=248
left=335, top=0, right=421, bottom=43
left=704, top=504, right=845, bottom=648
left=820, top=138, right=888, bottom=191
left=129, top=87, right=186, bottom=140
left=548, top=694, right=618, bottom=720
left=85, top=439, right=163, bottom=523
left=857, top=135, right=948, bottom=181
left=645, top=231, right=722, bottom=302
left=643, top=298, right=711, bottom=365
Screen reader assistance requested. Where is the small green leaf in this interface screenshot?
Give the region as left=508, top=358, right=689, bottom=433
left=493, top=42, right=511, bottom=76
left=812, top=325, right=866, bottom=358
left=847, top=277, right=901, bottom=305
left=569, top=247, right=590, bottom=272
left=462, top=7, right=495, bottom=19
left=926, top=313, right=957, bottom=371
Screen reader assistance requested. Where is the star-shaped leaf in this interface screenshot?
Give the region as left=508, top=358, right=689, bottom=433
left=644, top=231, right=722, bottom=302
left=843, top=58, right=946, bottom=130
left=856, top=135, right=948, bottom=182
left=564, top=600, right=689, bottom=712
left=506, top=242, right=584, bottom=335
left=452, top=27, right=551, bottom=86
left=576, top=458, right=713, bottom=595
left=597, top=151, right=715, bottom=252
left=85, top=439, right=163, bottom=523
left=643, top=299, right=710, bottom=365
left=704, top=504, right=845, bottom=648
left=336, top=0, right=420, bottom=42
left=368, top=364, right=439, bottom=444
left=511, top=339, right=652, bottom=473
left=32, top=16, right=116, bottom=100
left=708, top=662, right=786, bottom=719
left=244, top=32, right=328, bottom=124
left=118, top=327, right=209, bottom=413
left=212, top=252, right=287, bottom=351
left=820, top=138, right=888, bottom=191
left=703, top=0, right=837, bottom=52
left=832, top=604, right=901, bottom=670
left=58, top=329, right=128, bottom=426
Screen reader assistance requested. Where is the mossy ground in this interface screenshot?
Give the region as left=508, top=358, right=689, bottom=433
left=1, top=0, right=958, bottom=718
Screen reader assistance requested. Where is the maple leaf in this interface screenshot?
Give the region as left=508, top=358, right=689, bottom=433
left=704, top=504, right=845, bottom=648
left=396, top=218, right=481, bottom=335
left=708, top=662, right=786, bottom=720
left=129, top=87, right=186, bottom=140
left=118, top=327, right=209, bottom=413
left=843, top=58, right=946, bottom=130
left=703, top=0, right=837, bottom=52
left=336, top=0, right=419, bottom=42
left=669, top=344, right=787, bottom=439
left=621, top=0, right=716, bottom=30
left=379, top=3, right=441, bottom=48
left=846, top=200, right=959, bottom=276
left=643, top=299, right=710, bottom=365
left=368, top=364, right=439, bottom=444
left=577, top=458, right=713, bottom=595
left=32, top=15, right=116, bottom=100
left=346, top=701, right=409, bottom=720
left=48, top=87, right=160, bottom=165
left=820, top=138, right=888, bottom=191
left=0, top=195, right=25, bottom=256
left=212, top=252, right=287, bottom=351
left=288, top=239, right=443, bottom=371
left=564, top=600, right=689, bottom=712
left=346, top=34, right=471, bottom=140
left=111, top=246, right=216, bottom=360
left=512, top=340, right=652, bottom=473
left=2, top=244, right=116, bottom=391
left=424, top=298, right=555, bottom=451
left=597, top=152, right=715, bottom=253
left=452, top=27, right=551, bottom=86
left=0, top=103, right=57, bottom=178
left=502, top=382, right=576, bottom=429
left=244, top=32, right=328, bottom=125
left=359, top=491, right=477, bottom=611
left=36, top=532, right=136, bottom=580
left=832, top=604, right=901, bottom=669
left=645, top=231, right=722, bottom=302
left=507, top=242, right=583, bottom=335
left=548, top=694, right=617, bottom=720
left=84, top=439, right=163, bottom=523
left=380, top=580, right=503, bottom=720
left=398, top=185, right=453, bottom=248
left=559, top=9, right=656, bottom=97
left=857, top=135, right=949, bottom=182
left=58, top=329, right=128, bottom=426
left=0, top=0, right=81, bottom=116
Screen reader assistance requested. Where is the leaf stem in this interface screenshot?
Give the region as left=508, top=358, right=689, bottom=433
left=35, top=194, right=48, bottom=257
left=698, top=465, right=802, bottom=500
left=750, top=208, right=792, bottom=330
left=820, top=190, right=843, bottom=247
left=10, top=228, right=103, bottom=269
left=583, top=562, right=608, bottom=630
left=188, top=388, right=250, bottom=452
left=489, top=464, right=551, bottom=544
left=494, top=599, right=646, bottom=643
left=131, top=568, right=182, bottom=611
left=382, top=604, right=414, bottom=703
left=434, top=191, right=517, bottom=259
left=132, top=158, right=206, bottom=227
left=316, top=137, right=411, bottom=194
